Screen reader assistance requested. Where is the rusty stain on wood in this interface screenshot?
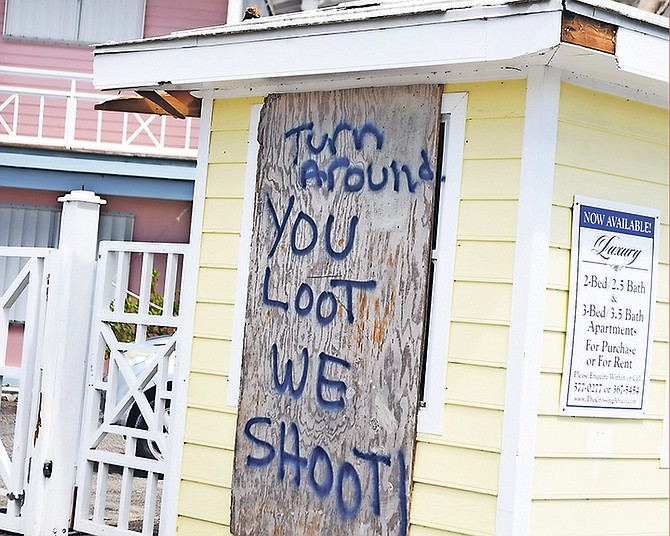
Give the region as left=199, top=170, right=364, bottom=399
left=561, top=11, right=616, bottom=54
left=231, top=85, right=441, bottom=535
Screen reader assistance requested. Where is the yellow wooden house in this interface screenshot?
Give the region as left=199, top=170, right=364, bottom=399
left=93, top=0, right=668, bottom=534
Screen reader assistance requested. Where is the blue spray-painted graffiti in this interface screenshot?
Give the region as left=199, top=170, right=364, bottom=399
left=285, top=121, right=384, bottom=165
left=243, top=416, right=407, bottom=523
left=243, top=117, right=422, bottom=535
left=263, top=265, right=376, bottom=327
left=285, top=120, right=433, bottom=194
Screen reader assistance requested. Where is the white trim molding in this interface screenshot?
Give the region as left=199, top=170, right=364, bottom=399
left=417, top=92, right=467, bottom=435
left=495, top=66, right=561, bottom=536
left=159, top=90, right=214, bottom=536
left=227, top=103, right=262, bottom=407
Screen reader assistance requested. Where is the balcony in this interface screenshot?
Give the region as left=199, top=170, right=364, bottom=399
left=0, top=66, right=198, bottom=159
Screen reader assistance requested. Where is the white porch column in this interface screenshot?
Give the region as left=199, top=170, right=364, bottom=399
left=495, top=66, right=561, bottom=535
left=23, top=190, right=105, bottom=535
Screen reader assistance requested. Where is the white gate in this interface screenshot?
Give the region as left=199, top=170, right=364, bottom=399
left=74, top=242, right=188, bottom=536
left=0, top=248, right=49, bottom=533
left=0, top=192, right=191, bottom=535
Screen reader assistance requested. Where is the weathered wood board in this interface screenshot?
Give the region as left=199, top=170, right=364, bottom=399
left=231, top=85, right=442, bottom=536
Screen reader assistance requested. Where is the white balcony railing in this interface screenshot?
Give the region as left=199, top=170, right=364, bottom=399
left=0, top=66, right=198, bottom=159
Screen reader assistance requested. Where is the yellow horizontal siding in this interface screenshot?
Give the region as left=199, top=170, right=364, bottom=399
left=553, top=165, right=670, bottom=223
left=442, top=405, right=503, bottom=452
left=650, top=341, right=669, bottom=378
left=413, top=443, right=499, bottom=494
left=449, top=322, right=510, bottom=367
left=444, top=79, right=526, bottom=119
left=535, top=415, right=663, bottom=458
left=188, top=371, right=230, bottom=409
left=410, top=526, right=476, bottom=536
left=540, top=330, right=566, bottom=372
left=538, top=85, right=669, bottom=536
left=193, top=302, right=235, bottom=339
left=556, top=122, right=668, bottom=184
left=206, top=164, right=247, bottom=198
left=454, top=241, right=516, bottom=282
left=533, top=457, right=670, bottom=499
left=196, top=267, right=238, bottom=303
left=190, top=337, right=231, bottom=375
left=656, top=263, right=669, bottom=301
left=211, top=97, right=264, bottom=130
left=405, top=82, right=525, bottom=536
left=462, top=118, right=524, bottom=160
left=543, top=288, right=568, bottom=331
left=445, top=363, right=506, bottom=410
left=179, top=480, right=231, bottom=525
left=199, top=233, right=240, bottom=267
left=459, top=159, right=520, bottom=199
left=201, top=198, right=244, bottom=232
left=559, top=84, right=669, bottom=145
left=653, top=301, right=669, bottom=340
left=451, top=281, right=512, bottom=324
left=549, top=205, right=572, bottom=248
left=529, top=497, right=669, bottom=536
left=208, top=130, right=253, bottom=164
left=181, top=444, right=233, bottom=488
left=546, top=247, right=570, bottom=290
left=456, top=200, right=518, bottom=240
left=184, top=407, right=237, bottom=449
left=176, top=515, right=234, bottom=536
left=410, top=483, right=497, bottom=535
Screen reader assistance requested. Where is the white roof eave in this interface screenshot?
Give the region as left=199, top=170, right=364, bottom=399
left=92, top=0, right=668, bottom=107
left=93, top=2, right=564, bottom=91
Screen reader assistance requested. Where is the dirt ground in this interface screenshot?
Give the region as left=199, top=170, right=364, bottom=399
left=0, top=396, right=160, bottom=536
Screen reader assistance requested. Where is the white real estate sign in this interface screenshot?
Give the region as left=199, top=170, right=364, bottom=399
left=560, top=196, right=659, bottom=418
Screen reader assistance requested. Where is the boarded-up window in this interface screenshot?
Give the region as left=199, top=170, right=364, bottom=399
left=231, top=85, right=441, bottom=535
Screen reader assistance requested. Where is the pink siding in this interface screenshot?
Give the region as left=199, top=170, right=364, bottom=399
left=0, top=187, right=192, bottom=244
left=144, top=0, right=229, bottom=37
left=0, top=0, right=228, bottom=73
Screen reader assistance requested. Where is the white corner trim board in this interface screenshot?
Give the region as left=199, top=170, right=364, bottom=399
left=495, top=66, right=561, bottom=536
left=159, top=91, right=214, bottom=536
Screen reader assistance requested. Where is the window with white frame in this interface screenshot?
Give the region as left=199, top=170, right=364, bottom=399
left=3, top=0, right=146, bottom=45
left=416, top=93, right=467, bottom=435
left=227, top=93, right=468, bottom=437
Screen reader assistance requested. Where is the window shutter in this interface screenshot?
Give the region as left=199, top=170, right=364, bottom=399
left=3, top=0, right=79, bottom=42
left=77, top=0, right=145, bottom=44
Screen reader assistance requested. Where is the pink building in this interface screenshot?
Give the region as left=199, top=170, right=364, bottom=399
left=0, top=0, right=230, bottom=372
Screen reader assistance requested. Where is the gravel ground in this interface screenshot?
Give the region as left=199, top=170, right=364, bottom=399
left=0, top=396, right=160, bottom=536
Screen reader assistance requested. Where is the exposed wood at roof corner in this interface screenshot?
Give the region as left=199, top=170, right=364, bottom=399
left=561, top=11, right=616, bottom=54
left=94, top=91, right=202, bottom=118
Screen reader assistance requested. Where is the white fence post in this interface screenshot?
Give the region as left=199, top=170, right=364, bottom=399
left=22, top=190, right=106, bottom=535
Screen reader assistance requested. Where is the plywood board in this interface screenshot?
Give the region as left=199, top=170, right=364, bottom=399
left=231, top=85, right=441, bottom=535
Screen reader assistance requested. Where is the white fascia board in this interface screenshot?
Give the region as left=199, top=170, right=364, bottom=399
left=93, top=10, right=561, bottom=91
left=616, top=27, right=669, bottom=83
left=550, top=43, right=668, bottom=108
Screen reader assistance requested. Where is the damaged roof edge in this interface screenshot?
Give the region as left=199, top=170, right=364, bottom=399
left=91, top=0, right=668, bottom=100
left=92, top=0, right=563, bottom=53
